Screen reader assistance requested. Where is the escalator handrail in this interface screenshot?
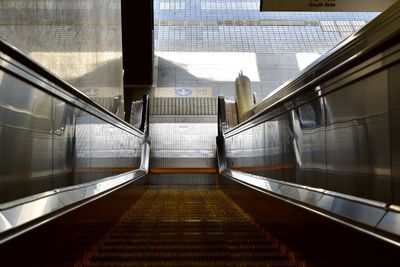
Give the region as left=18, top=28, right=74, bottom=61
left=217, top=98, right=400, bottom=246
left=0, top=39, right=151, bottom=244
left=217, top=2, right=400, bottom=246
left=0, top=104, right=150, bottom=244
left=224, top=1, right=400, bottom=138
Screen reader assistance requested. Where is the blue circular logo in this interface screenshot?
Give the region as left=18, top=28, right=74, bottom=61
left=176, top=88, right=192, bottom=96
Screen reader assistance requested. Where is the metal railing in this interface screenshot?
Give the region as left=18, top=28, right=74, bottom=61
left=0, top=39, right=150, bottom=244
left=217, top=2, right=400, bottom=246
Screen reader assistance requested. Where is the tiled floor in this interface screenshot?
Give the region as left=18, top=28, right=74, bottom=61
left=153, top=0, right=379, bottom=101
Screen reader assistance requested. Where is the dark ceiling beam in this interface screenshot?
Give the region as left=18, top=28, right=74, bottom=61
left=121, top=0, right=154, bottom=121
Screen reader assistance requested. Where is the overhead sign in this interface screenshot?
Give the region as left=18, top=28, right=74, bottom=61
left=154, top=87, right=213, bottom=97
left=260, top=0, right=397, bottom=12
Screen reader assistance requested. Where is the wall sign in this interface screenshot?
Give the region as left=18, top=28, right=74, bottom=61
left=154, top=87, right=213, bottom=97
left=260, top=0, right=397, bottom=12
left=176, top=88, right=193, bottom=96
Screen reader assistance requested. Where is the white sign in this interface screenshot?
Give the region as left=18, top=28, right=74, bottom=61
left=154, top=87, right=213, bottom=97
left=261, top=0, right=397, bottom=12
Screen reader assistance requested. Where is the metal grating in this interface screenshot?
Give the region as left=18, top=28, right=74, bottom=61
left=150, top=97, right=218, bottom=115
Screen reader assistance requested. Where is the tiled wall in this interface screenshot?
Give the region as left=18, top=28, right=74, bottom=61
left=0, top=0, right=123, bottom=116
left=153, top=0, right=378, bottom=102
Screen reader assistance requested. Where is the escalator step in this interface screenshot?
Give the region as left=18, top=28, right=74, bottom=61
left=75, top=188, right=307, bottom=266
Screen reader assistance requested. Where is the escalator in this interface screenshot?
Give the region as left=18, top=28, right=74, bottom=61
left=2, top=2, right=400, bottom=266
left=76, top=187, right=303, bottom=267
left=0, top=182, right=399, bottom=266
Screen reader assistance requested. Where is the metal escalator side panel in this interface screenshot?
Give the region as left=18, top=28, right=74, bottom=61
left=0, top=39, right=150, bottom=243
left=216, top=2, right=400, bottom=246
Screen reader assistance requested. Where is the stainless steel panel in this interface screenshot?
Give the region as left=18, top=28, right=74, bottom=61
left=89, top=119, right=141, bottom=169
left=0, top=47, right=143, bottom=139
left=0, top=47, right=145, bottom=198
left=0, top=169, right=148, bottom=243
left=1, top=193, right=61, bottom=227
left=315, top=193, right=386, bottom=227
left=225, top=67, right=393, bottom=203
left=225, top=100, right=238, bottom=130
left=225, top=123, right=266, bottom=170
left=218, top=106, right=399, bottom=244
left=56, top=171, right=139, bottom=207
left=263, top=117, right=285, bottom=180
left=221, top=167, right=389, bottom=239
left=0, top=36, right=148, bottom=242
left=0, top=212, right=12, bottom=232
left=217, top=2, right=400, bottom=244
left=140, top=141, right=150, bottom=171
left=53, top=99, right=75, bottom=188
left=278, top=184, right=324, bottom=205
left=223, top=47, right=400, bottom=204
left=0, top=136, right=149, bottom=243
left=223, top=169, right=282, bottom=193
left=225, top=115, right=287, bottom=180
left=292, top=99, right=327, bottom=188
left=130, top=100, right=143, bottom=128
left=389, top=64, right=400, bottom=203
left=325, top=70, right=391, bottom=202
left=0, top=70, right=54, bottom=202
left=74, top=111, right=142, bottom=183
left=282, top=113, right=296, bottom=183
left=377, top=206, right=400, bottom=236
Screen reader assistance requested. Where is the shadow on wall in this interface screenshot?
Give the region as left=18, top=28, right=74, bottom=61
left=157, top=56, right=238, bottom=100
left=66, top=57, right=123, bottom=96
left=156, top=53, right=302, bottom=102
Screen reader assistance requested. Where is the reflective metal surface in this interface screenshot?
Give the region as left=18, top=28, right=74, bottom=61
left=378, top=206, right=400, bottom=236
left=325, top=70, right=391, bottom=202
left=224, top=59, right=396, bottom=203
left=315, top=193, right=386, bottom=227
left=218, top=140, right=400, bottom=245
left=218, top=2, right=400, bottom=245
left=0, top=68, right=143, bottom=202
left=130, top=100, right=143, bottom=129
left=223, top=24, right=400, bottom=205
left=0, top=39, right=149, bottom=243
left=389, top=64, right=400, bottom=204
left=0, top=40, right=140, bottom=137
left=0, top=70, right=54, bottom=201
